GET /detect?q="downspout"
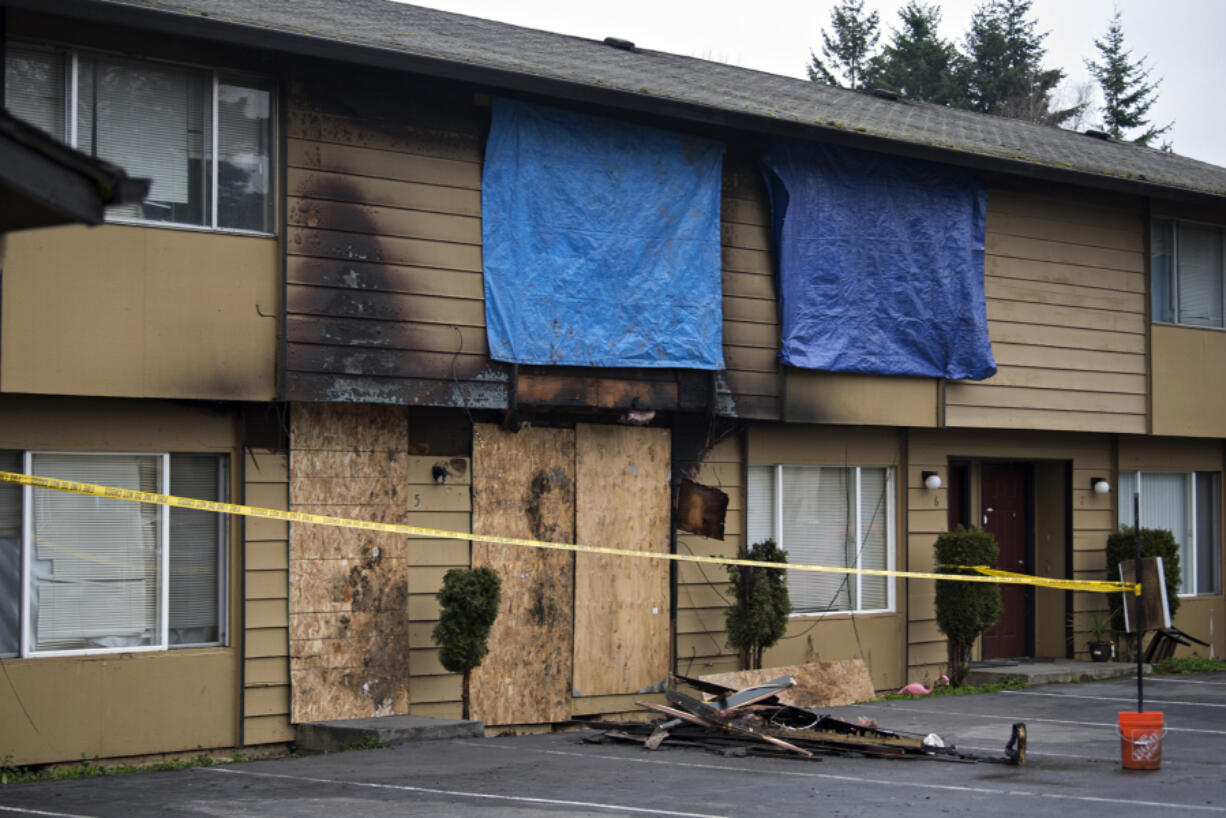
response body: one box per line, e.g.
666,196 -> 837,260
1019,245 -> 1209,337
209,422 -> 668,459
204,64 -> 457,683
277,70 -> 290,403
668,411 -> 679,676
238,411 -> 247,748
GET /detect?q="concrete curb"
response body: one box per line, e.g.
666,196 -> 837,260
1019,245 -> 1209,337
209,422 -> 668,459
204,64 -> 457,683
295,715 -> 484,753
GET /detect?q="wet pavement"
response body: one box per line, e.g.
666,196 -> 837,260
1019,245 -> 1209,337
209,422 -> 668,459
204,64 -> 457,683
1,672 -> 1223,817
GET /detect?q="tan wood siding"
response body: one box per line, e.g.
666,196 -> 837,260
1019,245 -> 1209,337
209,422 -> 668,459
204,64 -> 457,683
243,449 -> 294,745
404,452 -> 472,721
905,430 -> 1114,683
674,435 -> 743,677
2,225 -> 278,401
1152,325 -> 1226,437
284,72 -> 509,407
719,154 -> 781,420
946,188 -> 1148,434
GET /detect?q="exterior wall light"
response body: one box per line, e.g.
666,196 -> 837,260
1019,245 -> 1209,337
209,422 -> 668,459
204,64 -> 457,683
1091,477 -> 1110,495
922,471 -> 942,490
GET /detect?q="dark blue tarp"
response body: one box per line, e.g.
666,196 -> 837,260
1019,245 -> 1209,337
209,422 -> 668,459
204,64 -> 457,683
760,140 -> 996,381
482,98 -> 724,369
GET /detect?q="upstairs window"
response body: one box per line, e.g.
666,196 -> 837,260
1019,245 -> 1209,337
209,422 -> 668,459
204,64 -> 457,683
1152,219 -> 1226,328
4,41 -> 275,234
747,465 -> 895,615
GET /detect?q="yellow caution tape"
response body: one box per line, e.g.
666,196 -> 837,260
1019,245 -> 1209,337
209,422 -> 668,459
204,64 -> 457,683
947,564 -> 1134,595
0,470 -> 1136,594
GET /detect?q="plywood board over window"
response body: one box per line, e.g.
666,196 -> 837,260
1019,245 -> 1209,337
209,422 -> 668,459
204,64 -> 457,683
469,422 -> 671,721
470,424 -> 575,726
573,425 -> 671,697
289,402 -> 410,723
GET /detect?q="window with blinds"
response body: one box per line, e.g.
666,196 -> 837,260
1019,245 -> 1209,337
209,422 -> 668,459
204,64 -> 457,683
1152,219 -> 1226,329
747,465 -> 895,614
1118,470 -> 1221,597
0,451 -> 227,658
3,40 -> 274,234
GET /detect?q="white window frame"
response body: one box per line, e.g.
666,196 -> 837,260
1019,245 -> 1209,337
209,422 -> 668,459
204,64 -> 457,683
1121,469 -> 1220,598
1152,218 -> 1226,330
14,451 -> 228,658
751,464 -> 896,617
6,39 -> 277,237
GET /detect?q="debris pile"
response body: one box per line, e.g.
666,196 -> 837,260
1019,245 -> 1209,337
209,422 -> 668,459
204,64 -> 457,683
580,674 -> 1025,765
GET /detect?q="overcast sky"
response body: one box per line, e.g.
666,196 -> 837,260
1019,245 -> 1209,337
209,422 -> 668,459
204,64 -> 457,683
402,0 -> 1225,169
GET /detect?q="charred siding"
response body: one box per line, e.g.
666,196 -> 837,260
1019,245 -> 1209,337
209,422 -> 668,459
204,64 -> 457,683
283,67 -> 508,406
720,152 -> 781,420
283,65 -> 776,419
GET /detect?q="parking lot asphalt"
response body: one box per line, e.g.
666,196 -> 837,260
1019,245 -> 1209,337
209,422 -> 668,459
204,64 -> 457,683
1,672 -> 1223,817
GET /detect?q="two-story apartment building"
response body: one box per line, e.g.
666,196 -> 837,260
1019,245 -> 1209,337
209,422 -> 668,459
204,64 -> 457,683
2,0 -> 1224,766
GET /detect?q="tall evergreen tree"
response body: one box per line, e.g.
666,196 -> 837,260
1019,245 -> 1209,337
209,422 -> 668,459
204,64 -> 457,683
807,0 -> 881,89
864,1 -> 960,104
956,0 -> 1079,126
1085,10 -> 1172,146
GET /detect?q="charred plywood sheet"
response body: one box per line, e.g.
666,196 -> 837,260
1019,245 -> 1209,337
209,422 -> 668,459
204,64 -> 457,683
470,423 -> 575,726
289,402 -> 411,723
699,661 -> 878,708
573,424 -> 671,698
676,478 -> 729,540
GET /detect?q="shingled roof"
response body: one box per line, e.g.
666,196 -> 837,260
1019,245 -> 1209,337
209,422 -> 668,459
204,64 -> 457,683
36,0 -> 1226,203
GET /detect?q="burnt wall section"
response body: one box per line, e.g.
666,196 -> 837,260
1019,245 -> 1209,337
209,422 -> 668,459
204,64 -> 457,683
283,64 -> 779,421
674,434 -> 744,677
284,67 -> 508,407
288,402 -> 411,722
719,152 -> 781,420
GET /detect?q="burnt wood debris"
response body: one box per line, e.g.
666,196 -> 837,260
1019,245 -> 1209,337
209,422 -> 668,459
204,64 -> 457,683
579,674 -> 1026,765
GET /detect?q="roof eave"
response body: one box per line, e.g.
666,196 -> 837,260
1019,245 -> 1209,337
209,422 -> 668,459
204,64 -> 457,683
19,0 -> 1226,208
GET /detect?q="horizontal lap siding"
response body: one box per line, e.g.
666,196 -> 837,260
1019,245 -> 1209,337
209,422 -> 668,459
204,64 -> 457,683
284,75 -> 508,406
946,189 -> 1148,434
906,430 -> 1115,680
405,454 -> 470,720
719,156 -> 780,420
675,436 -> 743,677
243,450 -> 294,745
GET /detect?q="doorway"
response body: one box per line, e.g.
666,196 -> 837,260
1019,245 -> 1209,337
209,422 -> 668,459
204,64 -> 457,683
980,462 -> 1033,659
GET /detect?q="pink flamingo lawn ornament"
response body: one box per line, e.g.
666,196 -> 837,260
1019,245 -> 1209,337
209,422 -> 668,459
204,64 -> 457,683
898,675 -> 950,695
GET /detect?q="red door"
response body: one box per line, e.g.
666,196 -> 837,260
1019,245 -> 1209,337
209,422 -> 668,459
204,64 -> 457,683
981,463 -> 1029,659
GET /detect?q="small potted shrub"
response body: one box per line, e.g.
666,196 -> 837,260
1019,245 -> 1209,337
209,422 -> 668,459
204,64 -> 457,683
1086,611 -> 1113,662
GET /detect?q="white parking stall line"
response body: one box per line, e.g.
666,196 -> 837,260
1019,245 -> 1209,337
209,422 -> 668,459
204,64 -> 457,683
202,767 -> 730,818
1002,690 -> 1226,708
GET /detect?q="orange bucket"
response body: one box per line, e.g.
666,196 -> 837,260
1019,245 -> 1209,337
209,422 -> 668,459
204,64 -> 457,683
1118,711 -> 1164,770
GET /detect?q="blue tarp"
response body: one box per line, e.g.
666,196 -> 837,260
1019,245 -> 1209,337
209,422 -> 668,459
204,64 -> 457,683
760,140 -> 996,381
482,98 -> 724,369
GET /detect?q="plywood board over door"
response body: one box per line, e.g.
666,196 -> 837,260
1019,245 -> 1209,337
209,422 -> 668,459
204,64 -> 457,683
573,424 -> 671,697
470,424 -> 576,726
